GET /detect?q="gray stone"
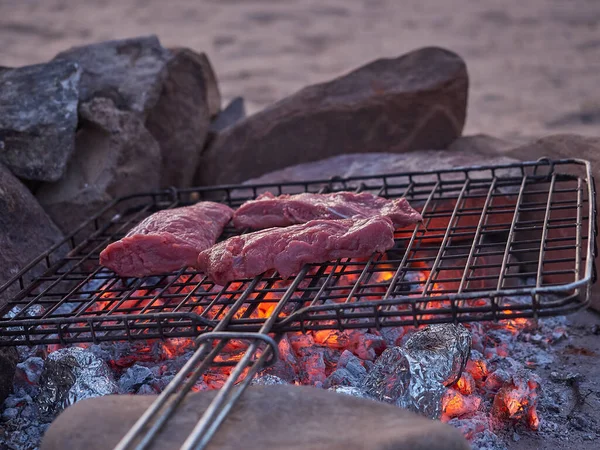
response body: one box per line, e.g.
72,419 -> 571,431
233,146 -> 521,240
167,48 -> 221,119
0,347 -> 18,404
209,97 -> 246,135
0,162 -> 64,310
36,97 -> 161,233
145,48 -> 213,188
54,35 -> 171,115
196,47 -> 468,186
41,385 -> 470,450
239,148 -> 520,187
0,60 -> 80,181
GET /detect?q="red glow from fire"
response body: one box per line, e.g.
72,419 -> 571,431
441,388 -> 482,420
77,255 -> 541,440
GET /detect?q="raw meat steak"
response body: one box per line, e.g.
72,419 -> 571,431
100,202 -> 233,277
197,216 -> 395,285
232,191 -> 422,230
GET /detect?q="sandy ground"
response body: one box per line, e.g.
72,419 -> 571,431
1,0 -> 599,142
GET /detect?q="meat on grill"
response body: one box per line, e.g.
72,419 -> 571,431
232,191 -> 422,230
100,202 -> 233,277
197,216 -> 396,285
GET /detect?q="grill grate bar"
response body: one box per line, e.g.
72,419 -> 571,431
0,159 -> 595,346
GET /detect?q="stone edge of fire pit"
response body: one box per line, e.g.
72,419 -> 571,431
195,46 -> 469,186
41,385 -> 470,450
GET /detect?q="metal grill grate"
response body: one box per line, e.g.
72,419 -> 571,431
0,159 -> 596,347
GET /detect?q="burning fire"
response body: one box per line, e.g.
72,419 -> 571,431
44,257 -> 542,442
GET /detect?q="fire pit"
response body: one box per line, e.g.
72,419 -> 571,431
0,158 -> 595,449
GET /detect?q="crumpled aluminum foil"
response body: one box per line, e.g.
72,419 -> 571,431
403,323 -> 472,387
250,374 -> 287,386
36,347 -> 118,419
328,385 -> 373,400
362,324 -> 471,419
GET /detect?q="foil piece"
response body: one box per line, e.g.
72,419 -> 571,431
362,324 -> 471,419
36,347 -> 118,419
328,385 -> 373,399
403,324 -> 472,387
250,374 -> 287,386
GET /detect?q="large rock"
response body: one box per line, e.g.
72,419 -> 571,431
36,98 -> 162,233
240,148 -> 519,186
54,35 -> 171,115
204,96 -> 247,150
0,163 -> 64,402
235,147 -> 521,242
145,48 -> 215,188
168,47 -> 221,119
0,347 -> 18,405
41,385 -> 469,450
195,47 -> 468,186
0,60 -> 80,182
209,97 -> 246,134
0,162 -> 64,310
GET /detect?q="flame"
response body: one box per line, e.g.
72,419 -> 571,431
492,373 -> 540,431
64,250 -> 544,442
441,388 -> 482,420
454,372 -> 475,395
466,358 -> 488,382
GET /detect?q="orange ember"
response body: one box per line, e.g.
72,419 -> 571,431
454,372 -> 476,395
441,388 -> 482,420
465,358 -> 488,382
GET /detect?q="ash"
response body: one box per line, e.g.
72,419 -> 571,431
1,312 -> 577,450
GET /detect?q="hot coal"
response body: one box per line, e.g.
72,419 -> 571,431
0,265 -> 587,450
36,347 -> 118,420
324,350 -> 368,388
118,364 -> 154,394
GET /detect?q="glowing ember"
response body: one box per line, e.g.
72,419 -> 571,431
14,257 -> 550,449
441,388 -> 482,420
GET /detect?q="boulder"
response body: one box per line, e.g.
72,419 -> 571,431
168,47 -> 221,119
0,347 -> 18,404
36,97 -> 162,233
0,162 -> 64,310
54,35 -> 171,115
0,162 -> 64,402
195,47 -> 468,186
240,148 -> 519,186
209,97 -> 246,134
202,97 -> 247,154
0,60 -> 80,181
145,48 -> 214,188
41,385 -> 469,450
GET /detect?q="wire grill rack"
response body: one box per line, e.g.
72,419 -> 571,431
0,158 -> 596,450
0,159 -> 596,347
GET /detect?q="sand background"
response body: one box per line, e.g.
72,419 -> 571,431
0,0 -> 599,143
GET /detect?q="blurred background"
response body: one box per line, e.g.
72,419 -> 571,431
1,0 -> 598,142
